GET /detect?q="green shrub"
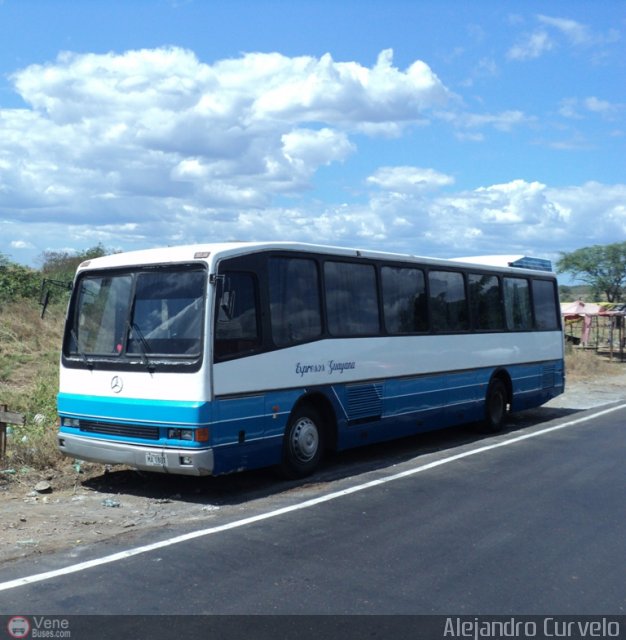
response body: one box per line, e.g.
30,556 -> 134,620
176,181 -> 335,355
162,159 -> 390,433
0,263 -> 41,303
1,300 -> 65,471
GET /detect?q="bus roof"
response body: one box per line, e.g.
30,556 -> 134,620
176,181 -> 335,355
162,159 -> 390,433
75,242 -> 554,275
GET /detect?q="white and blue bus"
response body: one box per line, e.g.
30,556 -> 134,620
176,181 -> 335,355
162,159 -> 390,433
57,242 -> 564,478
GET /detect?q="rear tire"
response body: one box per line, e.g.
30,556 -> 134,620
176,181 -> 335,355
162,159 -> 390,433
483,378 -> 508,433
280,405 -> 324,479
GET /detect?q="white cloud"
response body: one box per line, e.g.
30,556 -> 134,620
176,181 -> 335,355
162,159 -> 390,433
10,240 -> 34,250
240,48 -> 449,127
537,14 -> 620,47
0,47 -> 449,229
359,178 -> 626,261
508,14 -> 620,62
437,109 -> 532,137
0,46 -> 624,269
507,30 -> 554,61
584,96 -> 621,118
544,182 -> 626,240
461,110 -> 530,132
281,128 -> 355,179
584,96 -> 611,113
357,178 -> 558,256
367,166 -> 454,193
558,96 -> 623,121
3,173 -> 626,268
558,98 -> 583,119
537,15 -> 591,46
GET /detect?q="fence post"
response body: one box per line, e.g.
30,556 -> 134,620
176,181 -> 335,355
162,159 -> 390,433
0,404 -> 7,462
0,404 -> 25,462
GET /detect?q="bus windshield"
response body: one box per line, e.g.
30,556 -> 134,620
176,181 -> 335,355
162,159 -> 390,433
65,265 -> 206,364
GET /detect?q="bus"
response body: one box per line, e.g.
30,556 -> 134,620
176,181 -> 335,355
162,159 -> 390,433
57,242 -> 564,478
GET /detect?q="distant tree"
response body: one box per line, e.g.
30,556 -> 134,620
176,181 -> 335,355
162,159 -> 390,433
0,245 -> 113,306
558,285 -> 573,301
556,242 -> 626,302
40,244 -> 110,283
37,244 -> 112,309
0,259 -> 40,302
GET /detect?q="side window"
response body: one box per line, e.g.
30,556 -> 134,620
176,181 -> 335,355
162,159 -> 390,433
503,277 -> 532,331
532,279 -> 560,330
382,266 -> 428,333
269,257 -> 322,347
428,270 -> 469,332
214,272 -> 260,360
324,261 -> 380,336
468,274 -> 504,331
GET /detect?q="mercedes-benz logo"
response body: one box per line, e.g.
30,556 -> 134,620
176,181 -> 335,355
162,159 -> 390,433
111,376 -> 124,393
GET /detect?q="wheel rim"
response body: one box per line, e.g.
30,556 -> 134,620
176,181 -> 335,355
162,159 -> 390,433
290,417 -> 319,463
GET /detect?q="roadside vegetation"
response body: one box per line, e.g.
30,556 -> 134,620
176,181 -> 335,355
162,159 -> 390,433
0,301 -> 64,467
0,246 -> 107,477
563,343 -> 621,381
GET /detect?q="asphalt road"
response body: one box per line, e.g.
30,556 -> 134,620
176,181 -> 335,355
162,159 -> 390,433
1,403 -> 625,631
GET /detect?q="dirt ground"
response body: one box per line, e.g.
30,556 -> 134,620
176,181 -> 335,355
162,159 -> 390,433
2,368 -> 625,566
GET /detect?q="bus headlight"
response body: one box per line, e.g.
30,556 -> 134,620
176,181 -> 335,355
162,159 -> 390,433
167,428 -> 194,441
168,428 -> 209,442
62,418 -> 81,428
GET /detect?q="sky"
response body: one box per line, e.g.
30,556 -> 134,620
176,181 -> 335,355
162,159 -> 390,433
0,0 -> 624,274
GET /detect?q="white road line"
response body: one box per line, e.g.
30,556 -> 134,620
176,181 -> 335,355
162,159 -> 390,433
1,403 -> 624,593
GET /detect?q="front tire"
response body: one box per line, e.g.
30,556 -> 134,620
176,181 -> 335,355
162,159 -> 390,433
280,406 -> 324,479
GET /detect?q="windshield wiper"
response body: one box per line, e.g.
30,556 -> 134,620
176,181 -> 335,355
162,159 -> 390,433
70,329 -> 94,370
128,322 -> 156,373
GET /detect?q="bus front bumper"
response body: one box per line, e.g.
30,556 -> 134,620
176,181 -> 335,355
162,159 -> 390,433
57,433 -> 214,476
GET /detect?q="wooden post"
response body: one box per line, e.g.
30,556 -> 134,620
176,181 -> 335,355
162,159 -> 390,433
0,404 -> 25,461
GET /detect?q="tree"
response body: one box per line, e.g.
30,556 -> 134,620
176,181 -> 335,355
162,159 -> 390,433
37,244 -> 112,308
0,259 -> 41,302
0,245 -> 113,306
558,284 -> 573,301
40,243 -> 109,283
556,242 -> 626,303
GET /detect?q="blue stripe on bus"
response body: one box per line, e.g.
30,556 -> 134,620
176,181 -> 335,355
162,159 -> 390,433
57,393 -> 211,427
58,361 -> 564,467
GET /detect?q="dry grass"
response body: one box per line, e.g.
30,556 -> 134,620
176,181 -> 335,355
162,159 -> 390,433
0,301 -> 64,390
564,344 -> 625,381
1,300 -> 66,471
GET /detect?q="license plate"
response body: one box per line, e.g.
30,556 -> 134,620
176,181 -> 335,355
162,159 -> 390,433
145,452 -> 167,467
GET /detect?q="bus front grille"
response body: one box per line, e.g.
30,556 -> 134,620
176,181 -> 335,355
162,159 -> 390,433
79,421 -> 160,441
